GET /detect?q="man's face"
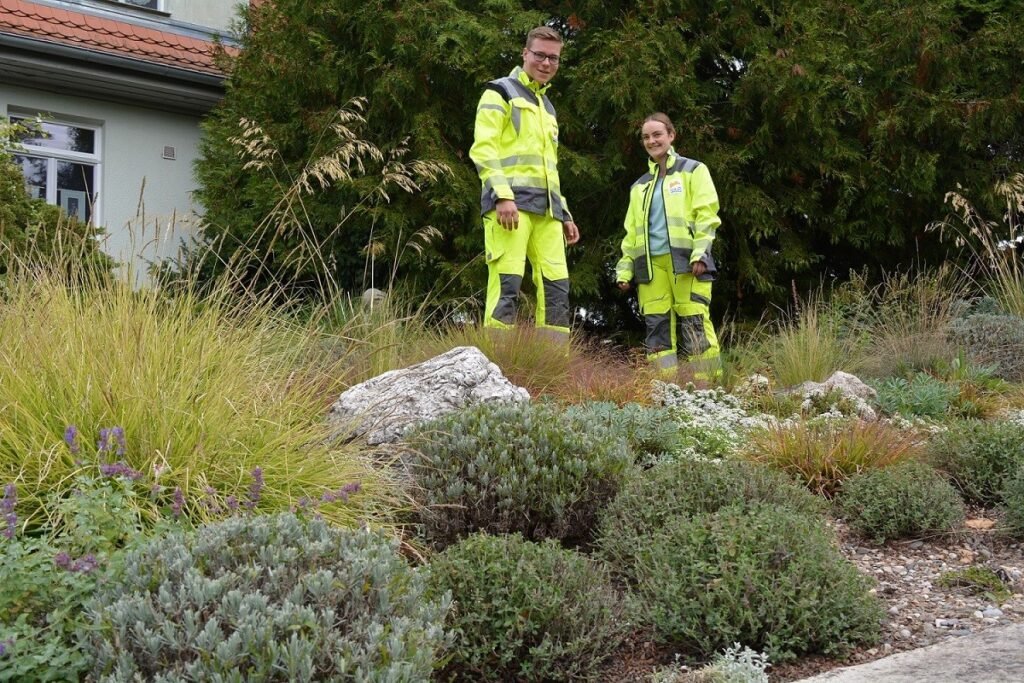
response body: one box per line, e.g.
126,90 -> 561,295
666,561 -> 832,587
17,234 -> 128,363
522,38 -> 562,85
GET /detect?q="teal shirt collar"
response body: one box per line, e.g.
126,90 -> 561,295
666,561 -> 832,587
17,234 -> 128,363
648,146 -> 679,176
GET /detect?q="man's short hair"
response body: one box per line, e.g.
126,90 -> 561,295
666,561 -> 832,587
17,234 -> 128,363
526,26 -> 562,48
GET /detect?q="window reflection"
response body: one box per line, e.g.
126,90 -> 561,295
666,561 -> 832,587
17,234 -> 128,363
13,154 -> 47,200
11,117 -> 96,154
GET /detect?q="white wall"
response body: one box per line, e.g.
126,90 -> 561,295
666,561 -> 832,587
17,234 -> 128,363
1,84 -> 203,277
164,0 -> 240,33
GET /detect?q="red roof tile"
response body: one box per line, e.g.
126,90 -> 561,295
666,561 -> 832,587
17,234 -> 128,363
0,0 -> 231,75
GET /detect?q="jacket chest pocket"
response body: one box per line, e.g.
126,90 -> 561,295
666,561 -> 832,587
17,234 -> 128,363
509,101 -> 550,145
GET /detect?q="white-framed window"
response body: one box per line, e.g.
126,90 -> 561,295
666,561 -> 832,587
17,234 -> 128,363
112,0 -> 162,10
9,114 -> 102,225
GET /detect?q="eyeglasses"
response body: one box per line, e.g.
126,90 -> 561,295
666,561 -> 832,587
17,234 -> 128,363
526,48 -> 561,65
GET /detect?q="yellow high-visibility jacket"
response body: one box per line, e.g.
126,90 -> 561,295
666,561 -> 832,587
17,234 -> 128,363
616,148 -> 721,284
469,67 -> 572,221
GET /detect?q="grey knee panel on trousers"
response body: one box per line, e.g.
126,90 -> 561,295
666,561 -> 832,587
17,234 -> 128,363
645,313 -> 672,352
492,274 -> 523,324
679,314 -> 710,356
542,277 -> 571,327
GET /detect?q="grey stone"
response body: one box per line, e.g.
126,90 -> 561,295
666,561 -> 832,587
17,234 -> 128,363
984,608 -> 1004,619
792,371 -> 878,420
795,624 -> 1024,682
361,288 -> 386,308
326,346 -> 530,445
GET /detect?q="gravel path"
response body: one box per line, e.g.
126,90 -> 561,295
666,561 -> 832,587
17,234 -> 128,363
599,512 -> 1024,682
773,516 -> 1024,681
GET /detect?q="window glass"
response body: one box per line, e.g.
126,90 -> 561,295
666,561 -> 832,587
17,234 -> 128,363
11,117 -> 95,154
56,161 -> 95,223
13,154 -> 47,200
119,0 -> 159,9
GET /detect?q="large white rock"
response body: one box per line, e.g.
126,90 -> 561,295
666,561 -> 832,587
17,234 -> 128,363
327,346 -> 530,445
794,370 -> 878,420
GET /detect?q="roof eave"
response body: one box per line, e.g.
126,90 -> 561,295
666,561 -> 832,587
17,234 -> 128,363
0,30 -> 226,115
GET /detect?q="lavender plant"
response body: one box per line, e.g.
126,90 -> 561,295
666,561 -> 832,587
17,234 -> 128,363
83,513 -> 450,680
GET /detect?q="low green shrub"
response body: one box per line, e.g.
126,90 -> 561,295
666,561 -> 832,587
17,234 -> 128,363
407,401 -> 631,548
651,644 -> 770,683
653,383 -> 776,461
428,532 -> 627,682
597,459 -> 822,579
630,505 -> 882,662
742,419 -> 922,496
936,566 -> 1012,603
564,401 -> 681,462
873,373 -> 958,418
83,513 -> 450,681
0,535 -> 97,682
948,313 -> 1024,382
928,420 -> 1024,505
1000,465 -> 1024,537
837,461 -> 965,542
0,471 -> 153,682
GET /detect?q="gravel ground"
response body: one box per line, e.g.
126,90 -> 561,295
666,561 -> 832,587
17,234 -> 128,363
599,511 -> 1024,682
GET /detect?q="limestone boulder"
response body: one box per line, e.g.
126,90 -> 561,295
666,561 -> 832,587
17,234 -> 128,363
327,346 -> 529,445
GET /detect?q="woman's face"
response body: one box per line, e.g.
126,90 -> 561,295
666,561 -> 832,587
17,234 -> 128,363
641,120 -> 675,162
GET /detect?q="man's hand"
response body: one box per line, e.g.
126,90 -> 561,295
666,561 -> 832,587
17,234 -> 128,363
617,281 -> 630,291
563,220 -> 580,245
496,199 -> 519,230
691,261 -> 707,277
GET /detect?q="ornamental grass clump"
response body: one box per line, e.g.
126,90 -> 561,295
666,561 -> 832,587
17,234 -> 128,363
0,260 -> 399,530
84,513 -> 450,681
755,299 -> 854,386
928,420 -> 1024,505
427,532 -> 628,682
741,419 -> 923,497
407,401 -> 631,548
629,504 -> 882,662
837,460 -> 965,543
597,459 -> 822,581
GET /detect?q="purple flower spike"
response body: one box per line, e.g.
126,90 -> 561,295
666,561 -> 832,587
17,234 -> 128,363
99,462 -> 143,481
171,487 -> 184,519
72,554 -> 98,573
246,467 -> 264,510
226,495 -> 239,511
319,481 -> 362,506
1,484 -> 16,540
97,427 -> 111,453
112,427 -> 126,457
64,425 -> 80,455
54,552 -> 72,570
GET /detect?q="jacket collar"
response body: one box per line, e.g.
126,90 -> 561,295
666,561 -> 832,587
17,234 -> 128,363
647,146 -> 679,176
511,66 -> 551,96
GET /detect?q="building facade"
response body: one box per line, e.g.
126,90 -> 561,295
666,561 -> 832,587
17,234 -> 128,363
0,0 -> 239,272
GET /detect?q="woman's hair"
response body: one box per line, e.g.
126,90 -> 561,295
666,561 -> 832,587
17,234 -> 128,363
526,26 -> 563,48
643,112 -> 676,136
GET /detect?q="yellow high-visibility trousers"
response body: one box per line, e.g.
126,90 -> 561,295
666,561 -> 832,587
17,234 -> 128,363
637,253 -> 720,379
483,210 -> 570,337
